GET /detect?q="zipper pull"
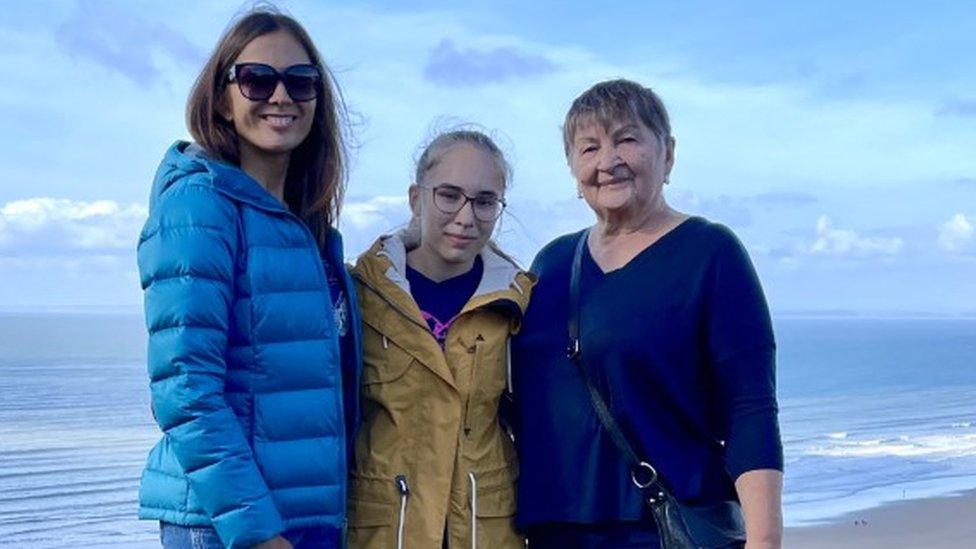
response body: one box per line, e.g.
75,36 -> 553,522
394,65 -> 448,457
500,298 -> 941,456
395,474 -> 410,496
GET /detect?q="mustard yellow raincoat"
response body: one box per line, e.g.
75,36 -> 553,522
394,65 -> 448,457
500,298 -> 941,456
347,233 -> 534,548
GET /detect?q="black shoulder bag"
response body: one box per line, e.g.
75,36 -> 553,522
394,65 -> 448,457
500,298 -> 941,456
567,230 -> 746,549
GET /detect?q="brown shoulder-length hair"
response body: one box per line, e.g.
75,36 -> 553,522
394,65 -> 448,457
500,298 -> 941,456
186,7 -> 348,248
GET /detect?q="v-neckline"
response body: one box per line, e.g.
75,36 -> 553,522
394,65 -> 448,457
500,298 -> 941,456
585,216 -> 702,276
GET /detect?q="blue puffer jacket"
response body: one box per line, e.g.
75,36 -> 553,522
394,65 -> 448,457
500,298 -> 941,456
137,141 -> 362,549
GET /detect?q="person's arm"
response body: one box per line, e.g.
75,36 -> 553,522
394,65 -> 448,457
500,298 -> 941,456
139,181 -> 284,549
702,227 -> 783,548
252,536 -> 293,549
735,469 -> 783,549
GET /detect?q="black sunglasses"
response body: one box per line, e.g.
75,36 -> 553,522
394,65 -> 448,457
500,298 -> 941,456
227,63 -> 322,102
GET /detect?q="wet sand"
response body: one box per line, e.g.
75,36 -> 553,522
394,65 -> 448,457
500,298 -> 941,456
784,488 -> 976,548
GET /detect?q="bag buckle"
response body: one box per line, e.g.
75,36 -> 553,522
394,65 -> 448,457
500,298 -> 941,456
631,461 -> 658,489
566,338 -> 581,359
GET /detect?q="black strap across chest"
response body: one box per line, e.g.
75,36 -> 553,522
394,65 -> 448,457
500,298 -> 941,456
566,229 -> 668,498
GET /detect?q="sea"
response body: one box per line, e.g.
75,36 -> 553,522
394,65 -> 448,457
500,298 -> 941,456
1,313 -> 974,547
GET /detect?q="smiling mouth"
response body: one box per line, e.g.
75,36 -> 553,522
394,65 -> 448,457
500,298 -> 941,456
594,178 -> 631,187
260,114 -> 297,129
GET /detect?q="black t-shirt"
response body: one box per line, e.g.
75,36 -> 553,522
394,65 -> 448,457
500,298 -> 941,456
406,255 -> 484,347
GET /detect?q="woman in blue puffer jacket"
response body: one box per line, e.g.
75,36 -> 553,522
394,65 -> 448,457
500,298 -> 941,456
137,9 -> 361,549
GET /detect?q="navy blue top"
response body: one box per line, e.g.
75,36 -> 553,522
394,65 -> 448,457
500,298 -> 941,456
512,217 -> 782,529
406,255 -> 484,347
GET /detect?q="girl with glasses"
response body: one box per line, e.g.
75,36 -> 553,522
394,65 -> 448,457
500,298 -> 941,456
346,129 -> 534,548
137,8 -> 360,549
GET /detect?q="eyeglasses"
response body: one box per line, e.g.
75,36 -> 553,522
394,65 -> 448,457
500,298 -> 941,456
418,184 -> 506,222
227,63 -> 321,102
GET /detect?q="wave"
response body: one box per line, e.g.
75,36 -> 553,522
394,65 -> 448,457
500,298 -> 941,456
800,433 -> 976,458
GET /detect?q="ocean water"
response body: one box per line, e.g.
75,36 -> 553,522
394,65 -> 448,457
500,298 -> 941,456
776,317 -> 976,525
0,314 -> 974,546
0,313 -> 157,547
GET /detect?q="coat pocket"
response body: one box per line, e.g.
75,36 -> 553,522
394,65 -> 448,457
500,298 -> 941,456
475,484 -> 516,518
473,481 -> 522,548
349,498 -> 397,527
347,498 -> 398,548
362,328 -> 415,385
348,474 -> 408,549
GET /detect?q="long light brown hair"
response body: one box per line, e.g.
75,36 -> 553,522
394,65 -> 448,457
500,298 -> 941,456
186,7 -> 348,248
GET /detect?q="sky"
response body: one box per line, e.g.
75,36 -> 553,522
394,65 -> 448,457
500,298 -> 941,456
0,0 -> 974,314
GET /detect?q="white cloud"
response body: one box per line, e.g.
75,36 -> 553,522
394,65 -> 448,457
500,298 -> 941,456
0,254 -> 141,310
938,213 -> 974,253
342,195 -> 410,230
338,195 -> 411,259
0,198 -> 147,256
809,215 -> 904,257
667,189 -> 754,228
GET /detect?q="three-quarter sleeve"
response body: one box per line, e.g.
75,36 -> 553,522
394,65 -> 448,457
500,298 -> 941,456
138,180 -> 284,548
703,229 -> 783,480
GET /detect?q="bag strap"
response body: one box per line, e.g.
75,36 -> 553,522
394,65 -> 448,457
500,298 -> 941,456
567,229 -> 669,501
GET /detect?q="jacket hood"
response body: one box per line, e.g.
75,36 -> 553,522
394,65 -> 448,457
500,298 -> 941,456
353,230 -> 534,323
149,141 -> 288,214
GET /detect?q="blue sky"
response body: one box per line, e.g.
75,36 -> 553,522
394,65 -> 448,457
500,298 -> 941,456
0,0 -> 974,314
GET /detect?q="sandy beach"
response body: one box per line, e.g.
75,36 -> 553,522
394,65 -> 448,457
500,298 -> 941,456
784,488 -> 976,548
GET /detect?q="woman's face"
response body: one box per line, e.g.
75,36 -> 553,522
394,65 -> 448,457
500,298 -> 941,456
222,30 -> 316,163
409,143 -> 506,273
569,117 -> 674,219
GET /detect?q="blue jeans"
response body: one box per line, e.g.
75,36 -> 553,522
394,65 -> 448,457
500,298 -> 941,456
159,522 -> 339,549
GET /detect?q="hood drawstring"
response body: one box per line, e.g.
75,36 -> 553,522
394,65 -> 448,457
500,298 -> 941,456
468,472 -> 478,549
395,475 -> 410,549
510,279 -> 525,296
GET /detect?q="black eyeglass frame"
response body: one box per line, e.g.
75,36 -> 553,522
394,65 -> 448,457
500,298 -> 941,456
417,183 -> 507,222
226,62 -> 322,102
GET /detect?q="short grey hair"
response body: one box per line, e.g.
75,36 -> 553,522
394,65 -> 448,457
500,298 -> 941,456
562,79 -> 672,159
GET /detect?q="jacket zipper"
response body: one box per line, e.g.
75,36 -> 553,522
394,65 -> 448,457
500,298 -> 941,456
395,474 -> 410,549
273,210 -> 351,516
462,337 -> 483,437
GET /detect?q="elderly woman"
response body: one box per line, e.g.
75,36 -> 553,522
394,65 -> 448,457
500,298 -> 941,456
512,79 -> 783,548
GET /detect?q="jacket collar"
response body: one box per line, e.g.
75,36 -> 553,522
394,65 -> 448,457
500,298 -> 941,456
155,141 -> 289,215
356,230 -> 533,317
353,231 -> 534,393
